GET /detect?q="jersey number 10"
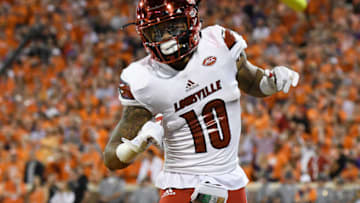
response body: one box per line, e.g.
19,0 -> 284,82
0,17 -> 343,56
180,99 -> 231,153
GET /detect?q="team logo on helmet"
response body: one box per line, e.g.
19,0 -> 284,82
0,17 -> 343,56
187,0 -> 196,5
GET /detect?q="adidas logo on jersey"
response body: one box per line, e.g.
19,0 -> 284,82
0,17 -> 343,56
161,188 -> 176,198
175,80 -> 222,112
186,80 -> 199,92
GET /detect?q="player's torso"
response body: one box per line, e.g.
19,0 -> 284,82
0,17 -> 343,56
135,34 -> 242,174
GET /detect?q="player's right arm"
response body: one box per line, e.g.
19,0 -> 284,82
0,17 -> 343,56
104,65 -> 164,171
103,106 -> 153,170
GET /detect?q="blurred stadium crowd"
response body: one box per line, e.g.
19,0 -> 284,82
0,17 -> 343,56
0,0 -> 360,202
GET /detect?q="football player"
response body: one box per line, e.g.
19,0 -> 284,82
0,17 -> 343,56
103,0 -> 299,202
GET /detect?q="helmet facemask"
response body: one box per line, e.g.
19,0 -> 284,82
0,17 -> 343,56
136,1 -> 201,64
141,17 -> 194,62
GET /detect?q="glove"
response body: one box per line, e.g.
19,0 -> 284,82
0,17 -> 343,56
116,114 -> 164,163
260,66 -> 299,95
127,114 -> 164,151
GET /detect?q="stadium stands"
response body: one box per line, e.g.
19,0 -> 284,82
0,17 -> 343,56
0,0 -> 359,202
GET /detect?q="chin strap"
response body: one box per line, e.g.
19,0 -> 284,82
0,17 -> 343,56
120,22 -> 136,30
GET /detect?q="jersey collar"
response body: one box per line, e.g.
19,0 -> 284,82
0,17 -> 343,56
151,59 -> 180,78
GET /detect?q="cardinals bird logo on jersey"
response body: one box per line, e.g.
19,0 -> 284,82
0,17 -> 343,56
202,56 -> 217,66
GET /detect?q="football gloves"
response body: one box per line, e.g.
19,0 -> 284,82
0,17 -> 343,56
260,66 -> 299,95
116,114 -> 164,163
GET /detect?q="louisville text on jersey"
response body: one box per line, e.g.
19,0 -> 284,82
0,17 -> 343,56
174,80 -> 222,112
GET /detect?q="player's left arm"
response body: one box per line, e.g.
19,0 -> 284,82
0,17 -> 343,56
236,51 -> 299,97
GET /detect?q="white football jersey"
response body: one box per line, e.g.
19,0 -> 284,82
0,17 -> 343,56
118,25 -> 249,190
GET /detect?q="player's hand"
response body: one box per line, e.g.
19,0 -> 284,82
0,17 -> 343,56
116,114 -> 164,164
142,114 -> 164,148
127,114 -> 164,152
265,66 -> 299,94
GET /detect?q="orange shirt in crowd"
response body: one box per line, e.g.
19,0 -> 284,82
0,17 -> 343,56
0,0 -> 359,187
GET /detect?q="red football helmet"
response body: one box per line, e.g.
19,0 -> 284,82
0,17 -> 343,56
136,0 -> 201,64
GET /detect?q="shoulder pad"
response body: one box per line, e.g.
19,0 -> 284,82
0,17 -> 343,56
118,62 -> 151,107
202,25 -> 247,60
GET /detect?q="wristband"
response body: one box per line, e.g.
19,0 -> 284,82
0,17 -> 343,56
115,139 -> 142,163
